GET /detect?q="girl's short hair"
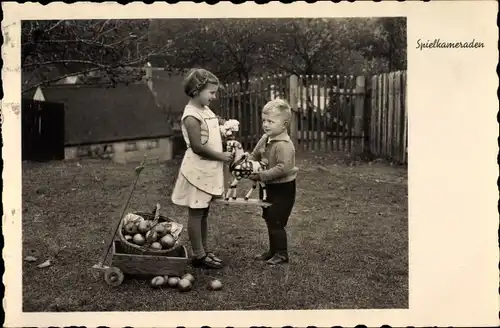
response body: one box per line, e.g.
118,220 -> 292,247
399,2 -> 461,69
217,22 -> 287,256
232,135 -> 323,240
262,99 -> 292,122
183,68 -> 219,97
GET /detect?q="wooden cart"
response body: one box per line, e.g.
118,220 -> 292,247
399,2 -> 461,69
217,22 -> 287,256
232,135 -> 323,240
91,155 -> 188,287
96,241 -> 188,287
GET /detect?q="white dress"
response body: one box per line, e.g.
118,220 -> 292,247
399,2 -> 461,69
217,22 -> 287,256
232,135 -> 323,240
171,105 -> 225,209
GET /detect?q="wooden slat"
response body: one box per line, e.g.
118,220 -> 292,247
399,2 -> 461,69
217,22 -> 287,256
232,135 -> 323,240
379,74 -> 383,156
255,78 -> 262,143
394,71 -> 402,163
334,75 -> 341,152
229,82 -> 235,121
308,75 -> 313,151
309,75 -> 315,151
304,76 -> 310,151
378,75 -> 383,157
300,75 -> 306,151
383,73 -> 389,157
341,75 -> 348,152
241,83 -> 247,148
402,71 -> 408,164
385,73 -> 391,158
248,78 -> 254,148
380,74 -> 387,158
322,75 -> 328,151
223,84 -> 229,118
236,82 -> 243,148
314,75 -> 320,151
259,76 -> 265,141
370,76 -> 377,157
387,72 -> 395,161
248,85 -> 255,149
328,76 -> 335,152
312,75 -> 317,150
347,75 -> 355,153
392,72 -> 398,161
347,75 -> 353,152
260,75 -> 269,147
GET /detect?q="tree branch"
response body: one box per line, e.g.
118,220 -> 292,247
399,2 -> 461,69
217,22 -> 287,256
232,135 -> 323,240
23,59 -> 107,69
44,20 -> 65,33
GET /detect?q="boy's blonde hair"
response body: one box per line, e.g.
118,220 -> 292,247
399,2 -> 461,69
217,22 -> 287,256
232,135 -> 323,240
262,99 -> 292,122
183,68 -> 219,97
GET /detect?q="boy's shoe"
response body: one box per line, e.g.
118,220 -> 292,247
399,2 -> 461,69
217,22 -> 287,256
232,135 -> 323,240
266,253 -> 289,265
254,250 -> 274,261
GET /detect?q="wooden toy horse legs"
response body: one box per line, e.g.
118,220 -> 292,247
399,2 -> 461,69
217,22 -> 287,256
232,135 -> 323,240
260,182 -> 267,201
225,178 -> 239,200
224,179 -> 267,202
243,181 -> 267,201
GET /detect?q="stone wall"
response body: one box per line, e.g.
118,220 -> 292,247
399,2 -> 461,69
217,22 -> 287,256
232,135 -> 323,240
64,137 -> 173,164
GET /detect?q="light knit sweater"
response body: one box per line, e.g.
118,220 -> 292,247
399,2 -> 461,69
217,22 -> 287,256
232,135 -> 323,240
248,132 -> 298,184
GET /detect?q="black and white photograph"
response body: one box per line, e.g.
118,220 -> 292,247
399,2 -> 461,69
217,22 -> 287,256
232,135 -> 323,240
2,2 -> 497,327
20,15 -> 409,312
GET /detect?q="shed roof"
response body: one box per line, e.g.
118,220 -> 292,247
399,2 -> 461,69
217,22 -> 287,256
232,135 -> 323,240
40,83 -> 172,146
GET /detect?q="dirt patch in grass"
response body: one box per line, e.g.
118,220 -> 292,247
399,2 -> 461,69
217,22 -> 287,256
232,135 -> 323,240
22,151 -> 408,311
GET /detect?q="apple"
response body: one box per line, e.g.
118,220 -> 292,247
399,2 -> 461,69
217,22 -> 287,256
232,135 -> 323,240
138,220 -> 151,234
150,276 -> 166,288
145,230 -> 158,243
209,279 -> 222,291
167,277 -> 180,287
132,233 -> 145,246
150,242 -> 162,250
182,273 -> 195,284
124,222 -> 138,235
160,234 -> 175,249
177,278 -> 192,292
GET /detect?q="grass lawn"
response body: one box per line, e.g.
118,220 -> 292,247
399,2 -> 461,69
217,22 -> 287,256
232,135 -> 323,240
22,151 -> 408,311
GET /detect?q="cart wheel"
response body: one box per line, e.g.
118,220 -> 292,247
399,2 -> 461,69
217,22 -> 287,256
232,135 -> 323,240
104,267 -> 124,287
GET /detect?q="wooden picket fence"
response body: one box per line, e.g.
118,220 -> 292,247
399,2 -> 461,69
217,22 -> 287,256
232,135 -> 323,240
368,71 -> 408,164
216,71 -> 408,164
216,74 -> 290,150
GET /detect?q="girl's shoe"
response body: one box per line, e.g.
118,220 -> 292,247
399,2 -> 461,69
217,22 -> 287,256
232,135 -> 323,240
206,252 -> 224,264
254,250 -> 274,261
266,253 -> 289,265
191,255 -> 224,269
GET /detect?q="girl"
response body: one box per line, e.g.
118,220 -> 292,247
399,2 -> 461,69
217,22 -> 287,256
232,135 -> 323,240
171,68 -> 234,269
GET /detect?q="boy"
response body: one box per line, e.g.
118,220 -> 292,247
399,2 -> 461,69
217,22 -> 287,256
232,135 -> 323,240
248,99 -> 298,265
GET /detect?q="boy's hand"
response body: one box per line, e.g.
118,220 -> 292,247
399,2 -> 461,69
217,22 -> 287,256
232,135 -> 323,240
249,173 -> 261,181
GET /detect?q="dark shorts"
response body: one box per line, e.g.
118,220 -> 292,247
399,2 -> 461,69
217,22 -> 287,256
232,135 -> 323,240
259,180 -> 296,228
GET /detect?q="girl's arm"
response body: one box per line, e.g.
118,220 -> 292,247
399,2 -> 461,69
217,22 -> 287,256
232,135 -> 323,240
184,116 -> 225,161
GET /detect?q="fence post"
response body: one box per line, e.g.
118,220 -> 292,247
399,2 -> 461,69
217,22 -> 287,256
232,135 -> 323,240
353,75 -> 366,155
288,74 -> 299,145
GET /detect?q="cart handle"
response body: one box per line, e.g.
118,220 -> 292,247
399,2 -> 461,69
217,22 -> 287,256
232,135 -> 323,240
95,153 -> 148,267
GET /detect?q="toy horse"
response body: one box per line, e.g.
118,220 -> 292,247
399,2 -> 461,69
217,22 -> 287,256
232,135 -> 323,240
225,140 -> 268,201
